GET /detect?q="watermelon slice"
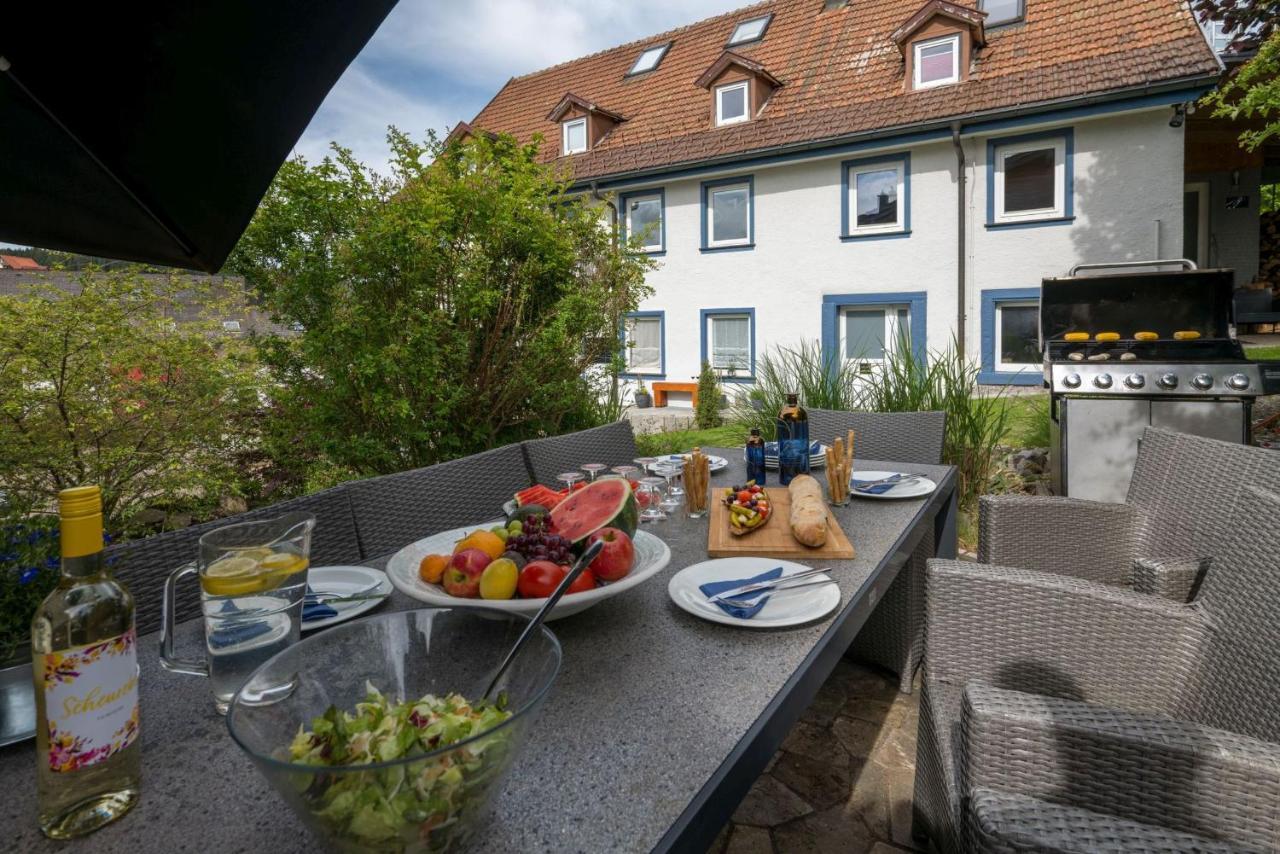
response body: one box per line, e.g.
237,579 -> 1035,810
515,484 -> 564,510
548,478 -> 638,543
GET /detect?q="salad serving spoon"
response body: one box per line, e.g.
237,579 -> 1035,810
481,538 -> 604,701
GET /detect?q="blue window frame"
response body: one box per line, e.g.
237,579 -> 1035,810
841,152 -> 911,240
821,292 -> 928,369
619,311 -> 665,379
619,188 -> 666,255
700,308 -> 756,382
986,128 -> 1074,229
700,175 -> 755,252
980,288 -> 1043,385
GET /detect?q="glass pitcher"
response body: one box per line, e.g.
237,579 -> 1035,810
160,513 -> 315,714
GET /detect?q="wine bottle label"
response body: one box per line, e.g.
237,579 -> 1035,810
40,629 -> 140,772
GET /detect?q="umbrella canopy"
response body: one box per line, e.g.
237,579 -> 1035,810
0,2 -> 397,272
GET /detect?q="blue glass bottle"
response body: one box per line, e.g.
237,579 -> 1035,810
745,428 -> 766,485
776,393 -> 810,486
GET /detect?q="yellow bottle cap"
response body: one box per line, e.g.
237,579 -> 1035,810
58,485 -> 102,519
59,485 -> 104,558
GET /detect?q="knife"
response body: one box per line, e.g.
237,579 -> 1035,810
706,566 -> 832,604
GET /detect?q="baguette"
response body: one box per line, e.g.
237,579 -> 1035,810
788,474 -> 828,547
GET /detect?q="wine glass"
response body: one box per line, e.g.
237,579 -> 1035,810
556,471 -> 584,494
652,462 -> 682,510
580,463 -> 607,481
611,464 -> 639,483
637,477 -> 667,522
633,456 -> 659,476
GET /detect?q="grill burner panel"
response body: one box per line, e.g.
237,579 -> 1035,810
1046,338 -> 1246,363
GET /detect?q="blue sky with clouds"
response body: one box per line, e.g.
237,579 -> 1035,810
294,0 -> 748,172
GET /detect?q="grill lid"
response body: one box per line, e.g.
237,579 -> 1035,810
1039,269 -> 1235,346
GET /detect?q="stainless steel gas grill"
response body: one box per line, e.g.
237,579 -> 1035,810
1043,261 -> 1280,502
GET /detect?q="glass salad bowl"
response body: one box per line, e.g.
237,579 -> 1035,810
226,608 -> 561,853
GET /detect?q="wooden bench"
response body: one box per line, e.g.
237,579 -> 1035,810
651,381 -> 698,408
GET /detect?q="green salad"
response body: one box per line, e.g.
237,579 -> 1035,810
287,683 -> 513,851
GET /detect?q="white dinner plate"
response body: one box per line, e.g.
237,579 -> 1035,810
667,557 -> 842,628
386,522 -> 670,621
650,453 -> 728,473
302,566 -> 393,631
849,470 -> 938,500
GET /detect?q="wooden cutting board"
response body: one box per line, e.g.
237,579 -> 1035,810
706,488 -> 855,560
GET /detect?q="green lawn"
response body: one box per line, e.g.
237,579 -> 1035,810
635,423 -> 745,456
1247,346 -> 1280,361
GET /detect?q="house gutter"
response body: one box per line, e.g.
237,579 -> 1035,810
951,123 -> 966,355
569,74 -> 1218,192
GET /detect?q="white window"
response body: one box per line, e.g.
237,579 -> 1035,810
995,301 -> 1039,368
706,182 -> 751,248
562,118 -> 587,155
840,306 -> 909,367
980,0 -> 1024,27
847,161 -> 905,234
221,319 -> 242,333
625,316 -> 662,375
728,15 -> 771,46
993,136 -> 1067,222
629,43 -> 669,75
708,314 -> 752,373
715,81 -> 750,126
913,34 -> 960,89
625,193 -> 663,253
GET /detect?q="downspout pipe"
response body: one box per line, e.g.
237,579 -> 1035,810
590,181 -> 619,236
951,123 -> 966,356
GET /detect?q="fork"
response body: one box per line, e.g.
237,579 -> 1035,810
851,472 -> 928,488
718,578 -> 838,609
305,580 -> 382,602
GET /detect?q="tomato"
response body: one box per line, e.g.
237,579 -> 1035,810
737,490 -> 753,503
565,568 -> 597,595
750,485 -> 762,494
518,560 -> 564,598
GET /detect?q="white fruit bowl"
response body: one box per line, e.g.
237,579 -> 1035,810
385,522 -> 671,620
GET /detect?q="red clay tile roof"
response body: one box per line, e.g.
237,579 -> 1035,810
470,0 -> 1220,182
0,254 -> 46,270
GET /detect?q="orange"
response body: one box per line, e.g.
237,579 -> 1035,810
452,530 -> 506,560
419,554 -> 450,584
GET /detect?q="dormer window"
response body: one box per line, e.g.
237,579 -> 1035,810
628,42 -> 670,76
728,14 -> 772,46
913,34 -> 960,89
980,0 -> 1024,27
715,81 -> 750,126
562,118 -> 587,154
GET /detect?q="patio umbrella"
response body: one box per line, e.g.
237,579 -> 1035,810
0,1 -> 397,272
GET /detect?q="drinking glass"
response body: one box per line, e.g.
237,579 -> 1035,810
611,464 -> 639,482
653,462 -> 683,510
580,463 -> 607,481
633,456 -> 659,476
160,512 -> 315,714
637,478 -> 667,522
556,471 -> 584,493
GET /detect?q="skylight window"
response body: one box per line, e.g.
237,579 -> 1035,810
980,0 -> 1024,27
728,14 -> 772,46
628,42 -> 670,76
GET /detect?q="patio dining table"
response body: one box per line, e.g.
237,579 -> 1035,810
0,450 -> 956,853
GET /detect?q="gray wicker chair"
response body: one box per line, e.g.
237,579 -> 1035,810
914,483 -> 1280,853
979,426 -> 1280,599
108,485 -> 363,635
808,409 -> 946,693
348,441 -> 532,558
523,420 -> 639,486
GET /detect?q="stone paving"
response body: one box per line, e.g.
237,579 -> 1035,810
712,659 -> 924,854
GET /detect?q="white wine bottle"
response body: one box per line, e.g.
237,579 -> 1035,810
32,485 -> 141,838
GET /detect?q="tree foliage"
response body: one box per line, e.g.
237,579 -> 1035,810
229,130 -> 651,476
695,362 -> 723,430
1195,0 -> 1280,151
0,271 -> 263,527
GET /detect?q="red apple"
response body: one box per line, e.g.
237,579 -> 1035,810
444,548 -> 490,597
586,528 -> 634,582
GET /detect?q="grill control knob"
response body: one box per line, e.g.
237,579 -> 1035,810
1158,373 -> 1179,389
1062,373 -> 1082,389
1093,373 -> 1113,389
1226,373 -> 1251,391
1191,373 -> 1214,390
1124,374 -> 1146,389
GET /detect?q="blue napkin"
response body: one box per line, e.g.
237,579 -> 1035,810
302,585 -> 338,623
851,474 -> 907,495
208,599 -> 275,649
699,566 -> 783,619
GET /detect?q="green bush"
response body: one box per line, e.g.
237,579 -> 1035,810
0,270 -> 265,530
229,129 -> 652,476
695,362 -> 722,429
727,340 -> 862,439
0,510 -> 61,664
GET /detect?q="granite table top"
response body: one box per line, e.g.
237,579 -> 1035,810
1,452 -> 955,853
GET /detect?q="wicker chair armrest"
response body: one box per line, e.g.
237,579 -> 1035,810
925,560 -> 1208,712
978,494 -> 1138,585
1132,556 -> 1211,603
963,684 -> 1280,849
